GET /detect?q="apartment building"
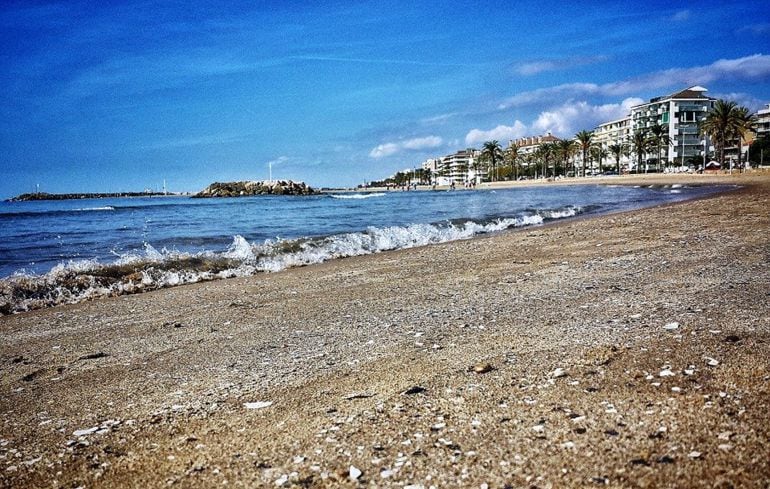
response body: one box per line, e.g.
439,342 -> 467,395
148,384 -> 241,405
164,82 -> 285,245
756,103 -> 770,140
629,86 -> 715,168
593,116 -> 633,171
509,133 -> 560,156
439,149 -> 481,185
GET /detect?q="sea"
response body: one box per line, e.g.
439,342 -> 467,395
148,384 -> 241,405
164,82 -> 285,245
0,183 -> 728,314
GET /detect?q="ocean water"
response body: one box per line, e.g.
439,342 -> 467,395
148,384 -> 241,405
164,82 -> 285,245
0,183 -> 726,313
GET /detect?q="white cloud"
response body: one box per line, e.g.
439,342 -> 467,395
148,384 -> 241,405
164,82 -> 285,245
369,143 -> 400,158
369,136 -> 443,158
709,92 -> 766,112
738,23 -> 770,36
420,112 -> 458,125
513,55 -> 609,76
402,136 -> 443,150
671,10 -> 691,21
465,121 -> 528,145
267,156 -> 290,166
498,54 -> 770,109
516,61 -> 559,76
531,97 -> 643,137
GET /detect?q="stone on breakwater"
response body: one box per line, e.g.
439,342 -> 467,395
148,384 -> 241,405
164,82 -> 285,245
193,180 -> 317,198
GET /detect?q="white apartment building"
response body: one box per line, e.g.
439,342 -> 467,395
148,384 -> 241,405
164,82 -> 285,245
509,133 -> 560,156
420,158 -> 441,174
439,149 -> 481,185
756,103 -> 770,140
629,86 -> 715,168
593,116 -> 633,171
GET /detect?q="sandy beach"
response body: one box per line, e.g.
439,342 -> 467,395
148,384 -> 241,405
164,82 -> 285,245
1,173 -> 769,488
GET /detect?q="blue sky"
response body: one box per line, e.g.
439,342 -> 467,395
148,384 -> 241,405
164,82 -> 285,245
1,0 -> 769,197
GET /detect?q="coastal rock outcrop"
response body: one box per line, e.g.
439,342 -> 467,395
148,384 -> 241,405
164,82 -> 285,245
193,180 -> 317,198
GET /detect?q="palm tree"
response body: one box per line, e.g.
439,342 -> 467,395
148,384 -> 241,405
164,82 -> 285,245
555,139 -> 576,177
590,144 -> 608,174
648,123 -> 672,172
481,140 -> 504,182
575,130 -> 593,177
700,99 -> 737,169
731,106 -> 758,173
505,143 -> 520,180
631,131 -> 649,174
608,143 -> 626,174
536,142 -> 555,178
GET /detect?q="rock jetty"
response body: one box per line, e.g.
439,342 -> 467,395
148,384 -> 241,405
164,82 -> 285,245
193,180 -> 317,198
8,191 -> 167,202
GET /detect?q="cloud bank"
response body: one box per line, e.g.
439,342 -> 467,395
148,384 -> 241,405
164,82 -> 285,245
465,122 -> 528,145
499,54 -> 770,109
513,55 -> 609,76
369,136 -> 443,158
465,97 -> 643,145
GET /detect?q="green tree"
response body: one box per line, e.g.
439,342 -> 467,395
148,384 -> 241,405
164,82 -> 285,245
481,140 -> 504,182
575,130 -> 593,177
748,136 -> 770,167
649,123 -> 672,172
732,106 -> 758,172
536,142 -> 555,178
505,143 -> 520,180
555,139 -> 576,176
590,144 -> 608,173
700,99 -> 738,168
608,143 -> 626,174
631,131 -> 649,173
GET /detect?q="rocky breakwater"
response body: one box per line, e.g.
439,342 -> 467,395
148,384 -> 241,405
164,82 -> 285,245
192,180 -> 317,198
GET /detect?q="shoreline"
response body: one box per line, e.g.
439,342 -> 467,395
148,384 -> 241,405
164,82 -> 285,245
1,174 -> 769,487
0,176 -> 732,316
333,170 -> 768,193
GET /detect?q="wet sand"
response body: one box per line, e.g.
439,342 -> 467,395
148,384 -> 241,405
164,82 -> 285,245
1,173 -> 769,488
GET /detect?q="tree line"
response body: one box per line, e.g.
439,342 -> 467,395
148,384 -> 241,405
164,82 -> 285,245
369,98 -> 764,186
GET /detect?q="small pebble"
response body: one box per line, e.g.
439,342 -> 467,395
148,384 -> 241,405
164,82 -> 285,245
274,474 -> 288,486
663,322 -> 679,330
244,401 -> 273,410
349,465 -> 362,480
73,427 -> 99,437
472,363 -> 494,374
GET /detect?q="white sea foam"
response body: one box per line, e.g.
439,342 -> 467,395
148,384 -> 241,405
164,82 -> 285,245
329,193 -> 386,199
0,206 -> 582,314
73,206 -> 115,211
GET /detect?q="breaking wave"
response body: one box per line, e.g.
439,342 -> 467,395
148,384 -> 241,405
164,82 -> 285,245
329,193 -> 386,199
0,205 -> 583,314
74,206 -> 115,212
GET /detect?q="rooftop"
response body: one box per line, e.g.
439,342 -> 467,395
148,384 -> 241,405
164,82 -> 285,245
645,85 -> 711,105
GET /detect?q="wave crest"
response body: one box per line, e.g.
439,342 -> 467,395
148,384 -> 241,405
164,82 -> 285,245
0,206 -> 582,314
329,193 -> 386,199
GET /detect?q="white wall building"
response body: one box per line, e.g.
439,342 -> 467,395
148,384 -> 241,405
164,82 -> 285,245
629,86 -> 715,168
756,103 -> 770,140
593,116 -> 632,172
440,149 -> 481,185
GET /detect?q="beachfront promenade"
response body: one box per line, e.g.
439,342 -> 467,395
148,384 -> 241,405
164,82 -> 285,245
1,173 -> 769,487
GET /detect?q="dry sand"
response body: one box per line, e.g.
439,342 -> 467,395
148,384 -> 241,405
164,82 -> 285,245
1,173 -> 769,488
